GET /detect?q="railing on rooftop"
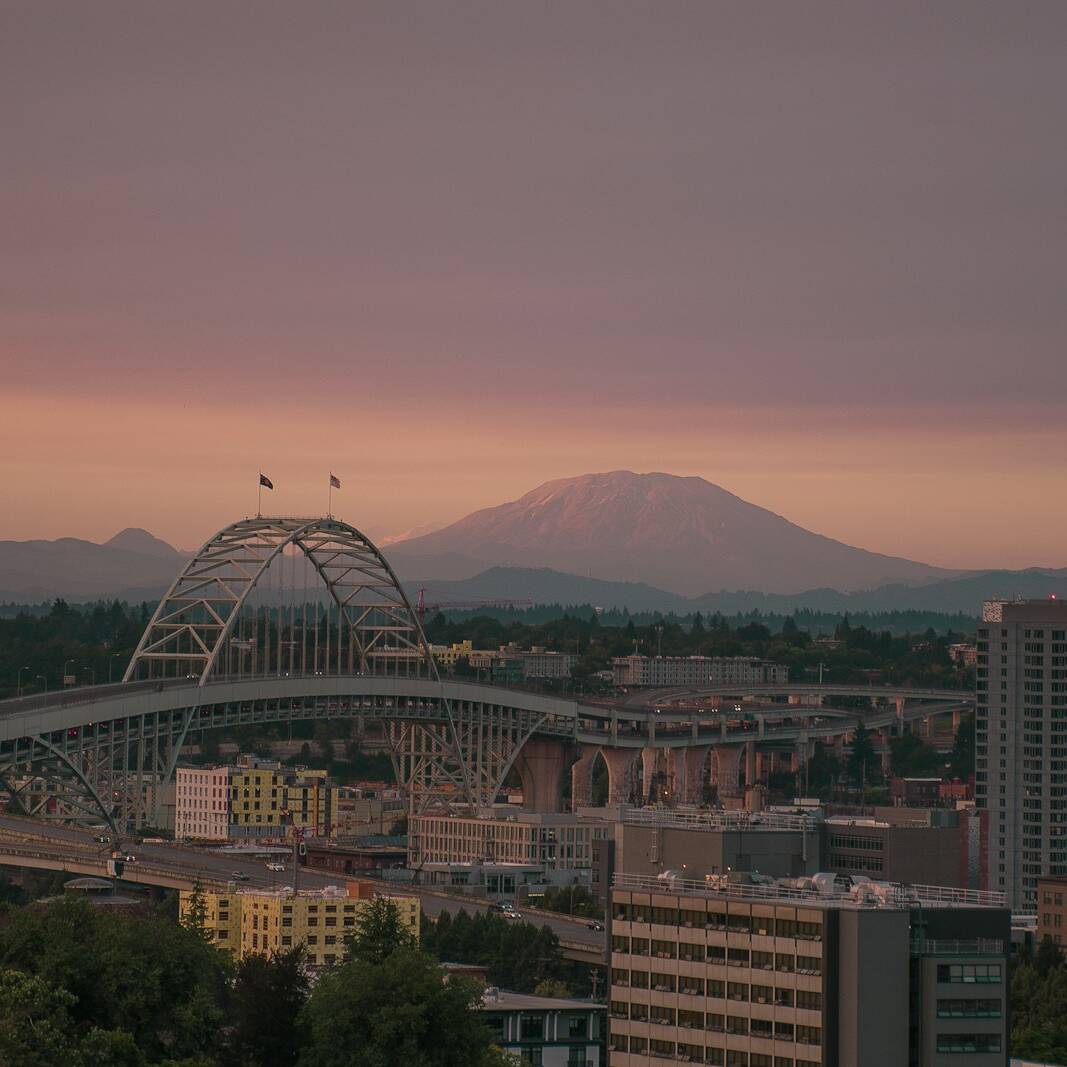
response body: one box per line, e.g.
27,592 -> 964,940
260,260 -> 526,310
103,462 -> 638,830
917,938 -> 1005,957
624,808 -> 820,832
611,872 -> 1007,910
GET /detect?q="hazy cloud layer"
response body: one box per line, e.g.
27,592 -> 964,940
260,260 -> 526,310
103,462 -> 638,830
3,3 -> 1065,564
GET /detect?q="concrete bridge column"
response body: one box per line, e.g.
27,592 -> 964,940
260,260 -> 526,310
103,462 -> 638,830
601,747 -> 640,806
745,741 -> 755,789
570,745 -> 600,812
895,697 -> 906,737
952,708 -> 964,732
641,748 -> 659,804
672,745 -> 711,806
754,749 -> 766,784
514,738 -> 571,813
715,745 -> 744,799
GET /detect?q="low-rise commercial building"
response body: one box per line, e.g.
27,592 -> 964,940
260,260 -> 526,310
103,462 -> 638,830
601,806 -> 987,912
608,873 -> 1010,1066
480,988 -> 605,1066
409,810 -> 612,897
179,881 -> 420,967
612,656 -> 789,689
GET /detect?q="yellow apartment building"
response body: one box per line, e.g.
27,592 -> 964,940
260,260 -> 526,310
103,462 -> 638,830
180,881 -> 420,968
229,760 -> 337,839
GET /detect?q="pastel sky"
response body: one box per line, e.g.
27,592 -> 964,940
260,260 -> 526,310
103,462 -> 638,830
3,2 -> 1066,567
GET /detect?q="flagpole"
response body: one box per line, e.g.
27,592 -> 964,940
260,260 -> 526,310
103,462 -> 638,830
328,475 -> 332,519
258,473 -> 262,518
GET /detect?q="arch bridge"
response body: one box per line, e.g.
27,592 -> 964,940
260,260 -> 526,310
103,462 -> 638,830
0,517 -> 973,830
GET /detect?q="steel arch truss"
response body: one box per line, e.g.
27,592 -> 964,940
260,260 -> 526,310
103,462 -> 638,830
0,707 -> 200,830
123,517 -> 435,685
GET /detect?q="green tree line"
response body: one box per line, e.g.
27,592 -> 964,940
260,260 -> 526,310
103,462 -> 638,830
0,893 -> 522,1066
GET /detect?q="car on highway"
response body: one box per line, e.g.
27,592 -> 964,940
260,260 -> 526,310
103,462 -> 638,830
266,862 -> 286,872
93,835 -> 111,844
115,853 -> 135,862
586,920 -> 604,931
231,871 -> 250,881
501,909 -> 521,920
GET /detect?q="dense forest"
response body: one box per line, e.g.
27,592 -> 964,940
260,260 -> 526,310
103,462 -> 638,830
0,598 -> 975,700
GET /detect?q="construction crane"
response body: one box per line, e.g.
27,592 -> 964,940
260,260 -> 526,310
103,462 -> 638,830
415,588 -> 532,623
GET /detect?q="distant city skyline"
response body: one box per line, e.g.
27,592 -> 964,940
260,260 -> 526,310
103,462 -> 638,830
4,3 -> 1066,567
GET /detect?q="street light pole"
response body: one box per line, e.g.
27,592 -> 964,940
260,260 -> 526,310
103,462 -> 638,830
63,659 -> 75,687
35,675 -> 47,693
109,654 -> 122,683
17,666 -> 30,698
82,666 -> 96,687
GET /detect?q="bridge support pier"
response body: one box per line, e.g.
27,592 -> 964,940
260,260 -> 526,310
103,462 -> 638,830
570,745 -> 600,812
601,747 -> 639,806
514,738 -> 572,813
672,745 -> 710,806
641,748 -> 658,804
714,745 -> 744,800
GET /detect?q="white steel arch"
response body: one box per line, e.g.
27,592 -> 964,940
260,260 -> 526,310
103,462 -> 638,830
123,517 -> 436,686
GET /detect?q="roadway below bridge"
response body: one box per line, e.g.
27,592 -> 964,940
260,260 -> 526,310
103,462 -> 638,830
0,813 -> 606,964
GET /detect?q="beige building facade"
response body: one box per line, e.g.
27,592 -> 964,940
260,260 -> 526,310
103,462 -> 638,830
608,874 -> 1009,1066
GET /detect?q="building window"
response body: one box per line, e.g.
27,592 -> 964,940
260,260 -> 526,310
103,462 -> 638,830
937,964 -> 1002,984
937,998 -> 1002,1018
567,1015 -> 588,1040
935,1034 -> 1002,1053
520,1014 -> 544,1041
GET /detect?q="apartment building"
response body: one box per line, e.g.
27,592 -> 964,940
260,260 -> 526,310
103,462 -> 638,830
229,757 -> 336,839
179,881 -> 420,968
479,988 -> 605,1066
522,647 -> 579,679
608,873 -> 1009,1066
612,656 -> 789,689
975,598 -> 1067,909
174,757 -> 338,841
175,766 -> 233,841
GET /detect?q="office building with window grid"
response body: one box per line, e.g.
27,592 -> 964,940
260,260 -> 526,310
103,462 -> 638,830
607,874 -> 1009,1066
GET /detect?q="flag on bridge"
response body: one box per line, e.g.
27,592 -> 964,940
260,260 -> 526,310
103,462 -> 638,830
259,473 -> 274,490
330,473 -> 341,489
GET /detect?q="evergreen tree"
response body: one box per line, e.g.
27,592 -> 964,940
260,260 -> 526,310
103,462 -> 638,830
848,719 -> 877,787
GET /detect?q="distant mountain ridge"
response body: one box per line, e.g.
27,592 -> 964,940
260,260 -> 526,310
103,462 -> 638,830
387,470 -> 954,595
0,528 -> 183,602
408,565 -> 1067,616
4,472 -> 1063,613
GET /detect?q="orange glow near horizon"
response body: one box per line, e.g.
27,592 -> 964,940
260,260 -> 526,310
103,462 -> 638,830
3,388 -> 1065,571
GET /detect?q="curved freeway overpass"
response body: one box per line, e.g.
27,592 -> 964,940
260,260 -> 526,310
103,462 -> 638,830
0,672 -> 971,830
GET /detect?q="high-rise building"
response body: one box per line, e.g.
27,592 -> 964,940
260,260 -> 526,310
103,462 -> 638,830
976,598 -> 1067,909
608,874 -> 1009,1066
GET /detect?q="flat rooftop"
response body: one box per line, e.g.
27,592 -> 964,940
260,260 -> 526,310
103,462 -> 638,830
624,808 -> 819,832
612,872 -> 1007,911
479,990 -> 606,1013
